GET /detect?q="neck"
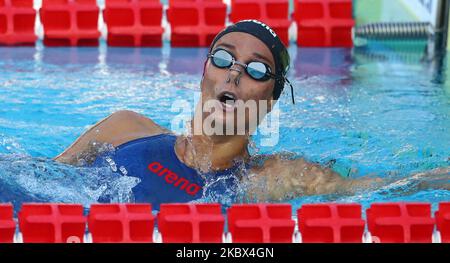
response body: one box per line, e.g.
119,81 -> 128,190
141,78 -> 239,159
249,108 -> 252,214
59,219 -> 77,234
174,121 -> 250,172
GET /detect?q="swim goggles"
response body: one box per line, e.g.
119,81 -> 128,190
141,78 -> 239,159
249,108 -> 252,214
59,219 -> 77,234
207,48 -> 295,104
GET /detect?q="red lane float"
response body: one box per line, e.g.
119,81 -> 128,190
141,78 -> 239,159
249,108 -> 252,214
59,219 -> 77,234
3,202 -> 449,243
435,202 -> 450,243
367,203 -> 435,243
0,0 -> 36,46
293,0 -> 354,47
103,0 -> 164,47
297,203 -> 365,243
0,204 -> 15,243
158,203 -> 224,243
18,204 -> 85,243
229,0 -> 291,46
227,204 -> 295,243
88,204 -> 155,243
40,0 -> 100,46
167,0 -> 226,47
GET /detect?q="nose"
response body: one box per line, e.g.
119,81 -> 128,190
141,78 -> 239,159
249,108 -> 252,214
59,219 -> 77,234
226,63 -> 244,86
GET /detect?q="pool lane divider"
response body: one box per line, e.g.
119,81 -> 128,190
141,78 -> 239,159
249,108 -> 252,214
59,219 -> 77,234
229,0 -> 291,47
0,202 -> 449,243
0,0 -> 355,47
103,0 -> 164,47
39,0 -> 100,46
0,0 -> 37,46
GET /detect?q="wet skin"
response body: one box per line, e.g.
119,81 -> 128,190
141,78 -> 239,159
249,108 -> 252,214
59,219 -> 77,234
54,32 -> 450,201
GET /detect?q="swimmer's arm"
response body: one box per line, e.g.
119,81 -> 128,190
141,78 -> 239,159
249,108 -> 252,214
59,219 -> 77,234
246,157 -> 450,201
245,157 -> 381,201
53,113 -> 115,165
54,110 -> 168,165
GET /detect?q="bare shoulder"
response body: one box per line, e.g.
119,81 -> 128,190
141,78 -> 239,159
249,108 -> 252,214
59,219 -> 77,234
54,110 -> 170,164
101,110 -> 169,145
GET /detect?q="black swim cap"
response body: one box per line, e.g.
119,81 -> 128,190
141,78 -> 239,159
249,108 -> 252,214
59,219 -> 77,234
208,20 -> 294,103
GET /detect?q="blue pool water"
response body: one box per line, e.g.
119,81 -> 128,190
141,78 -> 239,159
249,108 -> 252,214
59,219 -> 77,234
0,42 -> 449,212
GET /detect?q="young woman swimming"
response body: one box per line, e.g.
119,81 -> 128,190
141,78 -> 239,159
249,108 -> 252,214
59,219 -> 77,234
54,20 -> 449,207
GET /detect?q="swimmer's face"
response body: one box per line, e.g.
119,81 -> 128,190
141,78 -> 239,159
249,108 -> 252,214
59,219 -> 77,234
199,32 -> 276,136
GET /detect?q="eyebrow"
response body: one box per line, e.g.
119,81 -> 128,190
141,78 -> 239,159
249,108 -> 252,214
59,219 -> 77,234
215,42 -> 236,50
214,42 -> 275,69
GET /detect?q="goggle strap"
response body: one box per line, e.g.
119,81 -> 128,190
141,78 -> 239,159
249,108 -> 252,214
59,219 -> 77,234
284,77 -> 295,104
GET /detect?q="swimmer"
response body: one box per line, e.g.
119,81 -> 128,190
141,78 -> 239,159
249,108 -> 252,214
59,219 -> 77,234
54,20 -> 449,206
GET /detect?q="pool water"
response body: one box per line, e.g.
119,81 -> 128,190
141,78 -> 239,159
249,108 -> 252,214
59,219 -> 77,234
0,41 -> 449,213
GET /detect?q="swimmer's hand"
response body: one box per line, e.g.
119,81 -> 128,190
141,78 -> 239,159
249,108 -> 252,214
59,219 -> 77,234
244,156 -> 383,202
403,167 -> 450,191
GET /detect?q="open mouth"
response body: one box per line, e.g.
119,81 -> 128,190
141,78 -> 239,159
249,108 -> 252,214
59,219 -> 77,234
217,91 -> 237,111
